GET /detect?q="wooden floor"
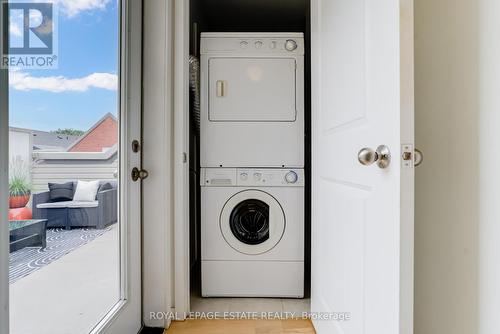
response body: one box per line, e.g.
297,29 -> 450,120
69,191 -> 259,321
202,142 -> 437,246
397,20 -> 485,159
165,319 -> 316,334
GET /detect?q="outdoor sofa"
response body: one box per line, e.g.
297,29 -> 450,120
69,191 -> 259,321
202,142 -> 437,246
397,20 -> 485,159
32,181 -> 117,230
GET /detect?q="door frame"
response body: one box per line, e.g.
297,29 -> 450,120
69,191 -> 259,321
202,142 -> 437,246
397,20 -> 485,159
140,0 -> 189,323
170,0 -> 415,327
142,0 -> 175,329
172,0 -> 191,318
0,1 -> 9,331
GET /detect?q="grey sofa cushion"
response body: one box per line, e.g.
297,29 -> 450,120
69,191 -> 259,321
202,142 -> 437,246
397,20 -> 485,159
67,201 -> 99,208
36,201 -> 99,209
48,182 -> 74,202
37,201 -> 73,209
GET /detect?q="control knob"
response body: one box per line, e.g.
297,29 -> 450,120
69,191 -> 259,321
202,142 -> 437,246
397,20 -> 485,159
285,39 -> 298,51
285,171 -> 298,184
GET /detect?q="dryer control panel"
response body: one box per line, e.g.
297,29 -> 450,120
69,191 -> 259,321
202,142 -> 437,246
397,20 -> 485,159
201,32 -> 305,56
201,168 -> 304,187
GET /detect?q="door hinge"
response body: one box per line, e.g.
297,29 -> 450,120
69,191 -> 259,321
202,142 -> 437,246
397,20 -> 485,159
183,152 -> 188,163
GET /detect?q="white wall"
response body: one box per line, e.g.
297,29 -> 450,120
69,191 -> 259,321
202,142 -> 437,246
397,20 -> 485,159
416,0 -> 500,333
415,0 -> 479,333
9,129 -> 32,166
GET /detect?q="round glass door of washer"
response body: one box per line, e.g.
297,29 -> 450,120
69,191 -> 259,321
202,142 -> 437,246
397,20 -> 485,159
220,190 -> 285,255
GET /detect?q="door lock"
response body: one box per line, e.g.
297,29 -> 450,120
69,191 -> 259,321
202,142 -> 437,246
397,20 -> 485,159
131,167 -> 149,182
358,145 -> 391,169
132,140 -> 140,153
401,145 -> 423,168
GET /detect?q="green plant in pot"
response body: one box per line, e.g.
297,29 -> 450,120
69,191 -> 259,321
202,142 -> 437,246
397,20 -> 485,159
9,158 -> 31,209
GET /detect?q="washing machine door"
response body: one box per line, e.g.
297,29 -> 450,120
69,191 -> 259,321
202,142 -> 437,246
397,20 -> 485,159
220,189 -> 285,255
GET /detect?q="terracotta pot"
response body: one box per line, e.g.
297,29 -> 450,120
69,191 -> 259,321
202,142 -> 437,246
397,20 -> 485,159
8,207 -> 32,220
9,193 -> 31,209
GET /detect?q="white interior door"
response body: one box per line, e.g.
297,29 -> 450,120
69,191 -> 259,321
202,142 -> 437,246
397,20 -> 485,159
310,0 -> 414,333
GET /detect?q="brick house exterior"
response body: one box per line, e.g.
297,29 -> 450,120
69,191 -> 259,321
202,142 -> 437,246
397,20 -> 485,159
68,113 -> 118,153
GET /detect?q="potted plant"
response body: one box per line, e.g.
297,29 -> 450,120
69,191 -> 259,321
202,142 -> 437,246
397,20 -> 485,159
9,158 -> 31,209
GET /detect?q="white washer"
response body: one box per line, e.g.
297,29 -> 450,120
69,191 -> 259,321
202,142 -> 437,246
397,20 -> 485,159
201,168 -> 304,298
200,33 -> 305,168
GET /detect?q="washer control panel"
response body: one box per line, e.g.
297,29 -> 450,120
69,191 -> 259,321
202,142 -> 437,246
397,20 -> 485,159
202,168 -> 304,187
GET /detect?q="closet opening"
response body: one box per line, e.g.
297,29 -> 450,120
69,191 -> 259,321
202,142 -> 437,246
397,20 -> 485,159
187,0 -> 312,316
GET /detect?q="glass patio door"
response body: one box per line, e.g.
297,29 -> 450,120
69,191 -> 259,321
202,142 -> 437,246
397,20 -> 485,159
0,0 -> 143,333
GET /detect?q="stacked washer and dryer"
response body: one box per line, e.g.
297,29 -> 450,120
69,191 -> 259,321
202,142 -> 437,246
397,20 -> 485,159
200,33 -> 305,298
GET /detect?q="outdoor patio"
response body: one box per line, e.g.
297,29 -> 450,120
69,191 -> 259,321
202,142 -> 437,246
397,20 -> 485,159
9,224 -> 119,334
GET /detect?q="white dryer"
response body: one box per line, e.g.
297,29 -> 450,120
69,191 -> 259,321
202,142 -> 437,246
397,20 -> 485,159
200,33 -> 305,168
201,168 -> 304,298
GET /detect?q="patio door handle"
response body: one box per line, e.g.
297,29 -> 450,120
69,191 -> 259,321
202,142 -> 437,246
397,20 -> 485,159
131,167 -> 149,182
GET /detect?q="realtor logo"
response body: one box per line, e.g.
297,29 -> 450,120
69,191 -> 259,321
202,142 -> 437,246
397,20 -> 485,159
2,0 -> 58,69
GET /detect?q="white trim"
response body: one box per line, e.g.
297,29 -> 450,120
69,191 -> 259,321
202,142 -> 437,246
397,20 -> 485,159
173,0 -> 191,318
33,145 -> 117,160
142,0 -> 174,328
0,1 -> 9,331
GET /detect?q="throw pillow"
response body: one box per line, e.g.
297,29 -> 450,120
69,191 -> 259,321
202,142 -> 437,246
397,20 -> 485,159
73,180 -> 101,202
48,182 -> 74,202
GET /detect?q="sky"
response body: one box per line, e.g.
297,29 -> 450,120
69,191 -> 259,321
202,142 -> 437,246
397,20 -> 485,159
8,0 -> 119,132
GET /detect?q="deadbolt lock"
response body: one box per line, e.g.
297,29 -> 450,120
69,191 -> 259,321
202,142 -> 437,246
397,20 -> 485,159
132,140 -> 140,153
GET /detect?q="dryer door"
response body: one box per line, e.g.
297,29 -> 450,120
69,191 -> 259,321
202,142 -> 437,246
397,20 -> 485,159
220,190 -> 285,255
208,57 -> 297,122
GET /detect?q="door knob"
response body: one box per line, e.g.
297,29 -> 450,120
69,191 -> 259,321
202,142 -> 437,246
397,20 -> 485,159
131,167 -> 149,182
358,145 -> 391,169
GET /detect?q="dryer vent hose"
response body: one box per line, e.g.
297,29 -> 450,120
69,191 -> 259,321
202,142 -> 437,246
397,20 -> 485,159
189,55 -> 201,134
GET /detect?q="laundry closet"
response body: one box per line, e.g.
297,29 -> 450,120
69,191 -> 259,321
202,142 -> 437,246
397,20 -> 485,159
188,0 -> 312,313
